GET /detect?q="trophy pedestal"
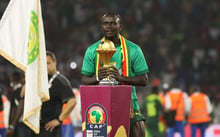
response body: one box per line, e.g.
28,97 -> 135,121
80,85 -> 132,137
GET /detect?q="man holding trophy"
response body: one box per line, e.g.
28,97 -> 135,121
81,11 -> 149,137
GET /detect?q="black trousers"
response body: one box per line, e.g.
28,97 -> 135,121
15,122 -> 61,137
34,124 -> 62,137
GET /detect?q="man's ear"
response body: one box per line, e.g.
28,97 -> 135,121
55,60 -> 58,66
119,24 -> 122,32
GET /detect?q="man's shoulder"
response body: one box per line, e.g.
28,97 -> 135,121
147,94 -> 160,100
123,38 -> 139,48
56,74 -> 71,85
14,86 -> 22,93
123,38 -> 144,55
84,40 -> 102,56
88,40 -> 102,49
192,92 -> 206,97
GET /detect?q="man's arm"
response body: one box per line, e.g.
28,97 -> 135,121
184,93 -> 191,114
6,90 -> 24,137
164,94 -> 171,111
205,95 -> 213,114
6,105 -> 17,137
81,65 -> 111,85
81,66 -> 149,86
116,74 -> 148,86
44,98 -> 77,132
10,85 -> 26,126
58,98 -> 77,121
81,74 -> 99,85
110,66 -> 148,86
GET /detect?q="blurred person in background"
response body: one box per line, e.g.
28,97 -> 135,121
70,88 -> 81,128
0,86 -> 10,137
6,71 -> 29,137
0,87 -> 4,137
213,98 -> 220,124
159,82 -> 170,109
165,82 -> 190,137
81,11 -> 149,137
187,85 -> 213,137
142,86 -> 165,137
61,104 -> 74,137
158,82 -> 170,133
70,88 -> 82,137
62,88 -> 81,137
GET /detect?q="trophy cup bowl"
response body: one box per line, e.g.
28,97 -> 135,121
96,40 -> 117,85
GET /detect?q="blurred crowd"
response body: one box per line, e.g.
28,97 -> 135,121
142,81 -> 216,137
0,0 -> 220,136
0,0 -> 220,118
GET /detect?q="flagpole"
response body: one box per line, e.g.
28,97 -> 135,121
37,0 -> 41,99
0,50 -> 26,71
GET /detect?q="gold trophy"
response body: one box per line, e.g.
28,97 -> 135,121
96,40 -> 117,85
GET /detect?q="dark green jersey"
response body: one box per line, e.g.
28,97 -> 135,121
81,37 -> 149,110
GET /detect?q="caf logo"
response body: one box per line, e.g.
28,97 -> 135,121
87,104 -> 106,124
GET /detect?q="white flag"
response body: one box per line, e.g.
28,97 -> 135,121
0,0 -> 50,134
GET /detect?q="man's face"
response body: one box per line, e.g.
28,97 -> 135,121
101,15 -> 121,39
47,55 -> 56,76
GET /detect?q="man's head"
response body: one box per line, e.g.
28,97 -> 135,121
46,51 -> 57,76
101,11 -> 122,39
162,83 -> 170,93
188,85 -> 201,95
151,86 -> 159,94
10,71 -> 22,87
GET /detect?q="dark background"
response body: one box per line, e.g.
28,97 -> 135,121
0,0 -> 220,103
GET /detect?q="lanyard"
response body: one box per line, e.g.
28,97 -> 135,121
48,71 -> 59,88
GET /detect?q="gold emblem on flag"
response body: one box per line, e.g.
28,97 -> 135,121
28,11 -> 39,64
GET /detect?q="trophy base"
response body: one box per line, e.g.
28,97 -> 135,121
99,78 -> 114,85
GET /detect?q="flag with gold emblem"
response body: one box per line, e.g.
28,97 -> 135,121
0,0 -> 49,134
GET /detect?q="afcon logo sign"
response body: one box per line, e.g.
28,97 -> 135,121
28,11 -> 39,65
87,105 -> 106,124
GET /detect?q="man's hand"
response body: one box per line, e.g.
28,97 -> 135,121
44,119 -> 61,132
98,67 -> 110,80
6,127 -> 15,137
108,66 -> 123,82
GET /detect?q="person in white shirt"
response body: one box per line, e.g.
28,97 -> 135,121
164,83 -> 190,137
187,85 -> 213,137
